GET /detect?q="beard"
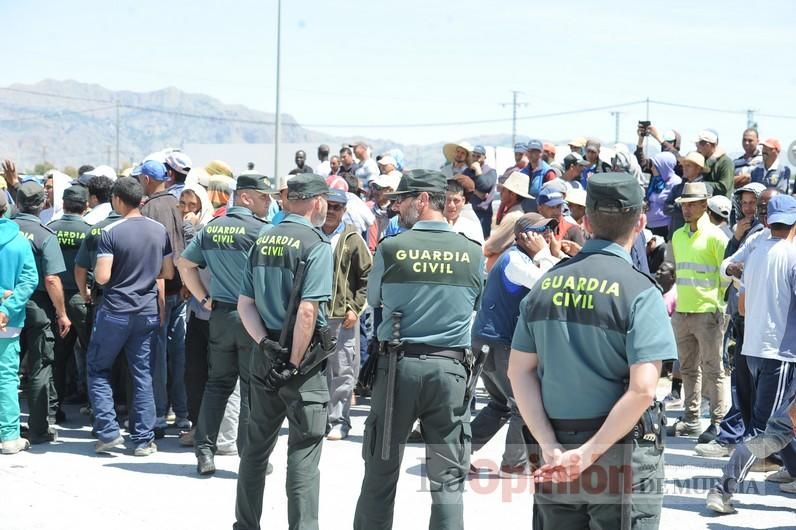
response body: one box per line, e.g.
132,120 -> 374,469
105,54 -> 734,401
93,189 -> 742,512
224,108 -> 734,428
399,203 -> 420,228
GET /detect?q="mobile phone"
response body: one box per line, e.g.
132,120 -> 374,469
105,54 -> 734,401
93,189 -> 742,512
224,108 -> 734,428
639,121 -> 651,128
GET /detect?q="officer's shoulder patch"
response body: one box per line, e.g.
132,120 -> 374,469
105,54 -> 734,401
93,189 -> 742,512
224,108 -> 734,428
40,223 -> 57,235
455,231 -> 483,247
377,232 -> 399,245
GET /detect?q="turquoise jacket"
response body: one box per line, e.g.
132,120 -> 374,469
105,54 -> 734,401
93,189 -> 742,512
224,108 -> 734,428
0,218 -> 38,330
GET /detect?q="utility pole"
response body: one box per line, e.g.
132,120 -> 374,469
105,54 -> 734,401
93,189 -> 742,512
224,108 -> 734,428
610,111 -> 622,144
501,90 -> 527,147
115,100 -> 120,171
747,109 -> 758,130
273,0 -> 283,179
107,145 -> 112,167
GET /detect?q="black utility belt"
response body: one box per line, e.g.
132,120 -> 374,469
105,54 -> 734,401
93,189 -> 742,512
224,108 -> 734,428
549,401 -> 666,448
210,300 -> 237,310
381,342 -> 465,362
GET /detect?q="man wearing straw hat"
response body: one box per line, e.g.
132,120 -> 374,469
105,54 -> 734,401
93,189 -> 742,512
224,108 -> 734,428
484,171 -> 532,271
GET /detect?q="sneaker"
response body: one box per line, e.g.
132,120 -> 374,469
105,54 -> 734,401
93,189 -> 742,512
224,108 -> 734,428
750,457 -> 782,473
780,480 -> 796,494
498,464 -> 531,478
166,410 -> 176,423
695,440 -> 732,458
766,467 -> 795,483
216,445 -> 238,456
697,424 -> 720,444
133,441 -> 157,457
174,417 -> 191,430
326,424 -> 349,441
667,418 -> 701,437
95,435 -> 126,454
1,438 -> 31,455
662,391 -> 683,409
179,428 -> 195,447
705,487 -> 735,514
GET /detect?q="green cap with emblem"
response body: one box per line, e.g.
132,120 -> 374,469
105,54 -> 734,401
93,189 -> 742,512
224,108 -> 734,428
586,172 -> 644,213
63,185 -> 89,203
386,169 -> 447,197
16,180 -> 46,208
287,173 -> 329,200
236,171 -> 276,193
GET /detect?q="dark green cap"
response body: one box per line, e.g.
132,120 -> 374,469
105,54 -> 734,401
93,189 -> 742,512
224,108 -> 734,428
16,181 -> 45,208
386,169 -> 447,197
236,171 -> 276,193
63,185 -> 89,203
287,173 -> 329,200
586,172 -> 643,212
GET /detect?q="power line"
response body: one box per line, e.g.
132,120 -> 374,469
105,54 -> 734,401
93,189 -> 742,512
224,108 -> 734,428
0,105 -> 116,123
0,86 -> 113,104
648,99 -> 746,115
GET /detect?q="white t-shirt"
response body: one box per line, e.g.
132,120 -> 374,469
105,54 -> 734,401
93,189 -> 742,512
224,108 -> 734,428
740,235 -> 796,362
451,215 -> 484,245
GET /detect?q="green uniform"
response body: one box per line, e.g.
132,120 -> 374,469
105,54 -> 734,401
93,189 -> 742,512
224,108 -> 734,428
234,213 -> 333,530
13,212 -> 66,440
181,206 -> 266,459
354,220 -> 484,530
47,213 -> 91,413
512,239 -> 676,529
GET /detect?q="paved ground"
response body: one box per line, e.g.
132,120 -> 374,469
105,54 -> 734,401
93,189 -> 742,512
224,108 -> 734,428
1,383 -> 794,529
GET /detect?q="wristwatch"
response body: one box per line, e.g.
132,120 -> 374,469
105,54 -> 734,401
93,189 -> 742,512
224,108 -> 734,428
200,295 -> 210,306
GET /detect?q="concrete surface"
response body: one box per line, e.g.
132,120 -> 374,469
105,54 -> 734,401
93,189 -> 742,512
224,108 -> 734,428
1,384 -> 794,529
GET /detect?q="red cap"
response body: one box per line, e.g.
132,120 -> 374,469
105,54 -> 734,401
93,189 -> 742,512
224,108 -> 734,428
762,138 -> 782,151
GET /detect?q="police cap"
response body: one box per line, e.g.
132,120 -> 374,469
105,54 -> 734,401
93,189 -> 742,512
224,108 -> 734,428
586,172 -> 643,213
237,171 -> 276,194
16,180 -> 45,208
63,184 -> 89,203
386,169 -> 446,197
287,173 -> 329,200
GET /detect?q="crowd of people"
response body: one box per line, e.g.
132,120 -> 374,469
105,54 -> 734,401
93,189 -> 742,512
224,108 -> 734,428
0,124 -> 795,528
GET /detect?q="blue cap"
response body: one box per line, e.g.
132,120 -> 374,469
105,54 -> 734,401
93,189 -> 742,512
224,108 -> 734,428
527,139 -> 543,151
327,188 -> 348,204
767,195 -> 796,225
135,160 -> 168,181
537,187 -> 566,207
513,142 -> 527,153
472,144 -> 486,156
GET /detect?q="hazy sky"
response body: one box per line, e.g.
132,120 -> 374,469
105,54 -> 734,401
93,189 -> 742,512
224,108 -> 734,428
2,0 -> 795,150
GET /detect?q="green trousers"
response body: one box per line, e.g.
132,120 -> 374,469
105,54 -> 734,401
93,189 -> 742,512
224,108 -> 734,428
531,428 -> 664,530
51,292 -> 89,413
195,304 -> 253,458
0,338 -> 22,441
354,355 -> 471,530
21,291 -> 56,438
234,353 -> 329,530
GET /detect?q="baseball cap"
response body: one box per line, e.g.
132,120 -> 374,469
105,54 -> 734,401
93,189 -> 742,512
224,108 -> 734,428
16,181 -> 45,208
135,160 -> 168,181
662,130 -> 677,143
586,172 -> 644,212
81,165 -> 117,186
563,152 -> 590,170
513,213 -> 558,238
537,187 -> 566,207
707,195 -> 732,220
472,145 -> 487,156
372,172 -> 402,191
63,185 -> 89,203
327,188 -> 348,204
761,138 -> 782,151
287,173 -> 329,200
513,142 -> 528,153
164,151 -> 192,174
386,169 -> 447,197
734,182 -> 766,197
767,195 -> 796,225
526,139 -> 543,151
696,129 -> 719,144
377,155 -> 397,167
565,188 -> 587,207
236,171 -> 275,193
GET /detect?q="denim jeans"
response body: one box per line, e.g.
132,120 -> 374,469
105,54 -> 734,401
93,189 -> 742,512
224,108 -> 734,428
87,308 -> 159,447
153,294 -> 188,423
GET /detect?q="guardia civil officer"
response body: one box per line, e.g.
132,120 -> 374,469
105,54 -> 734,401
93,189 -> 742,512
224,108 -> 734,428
234,173 -> 333,530
177,172 -> 271,476
47,185 -> 91,421
353,170 -> 484,530
13,181 -> 70,444
509,172 -> 677,529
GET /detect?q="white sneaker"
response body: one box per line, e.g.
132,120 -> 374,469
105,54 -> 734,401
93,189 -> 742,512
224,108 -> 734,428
326,424 -> 349,441
780,480 -> 796,494
766,467 -> 795,483
1,438 -> 31,455
694,440 -> 732,458
95,435 -> 126,454
705,487 -> 735,514
216,445 -> 238,456
662,392 -> 683,409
